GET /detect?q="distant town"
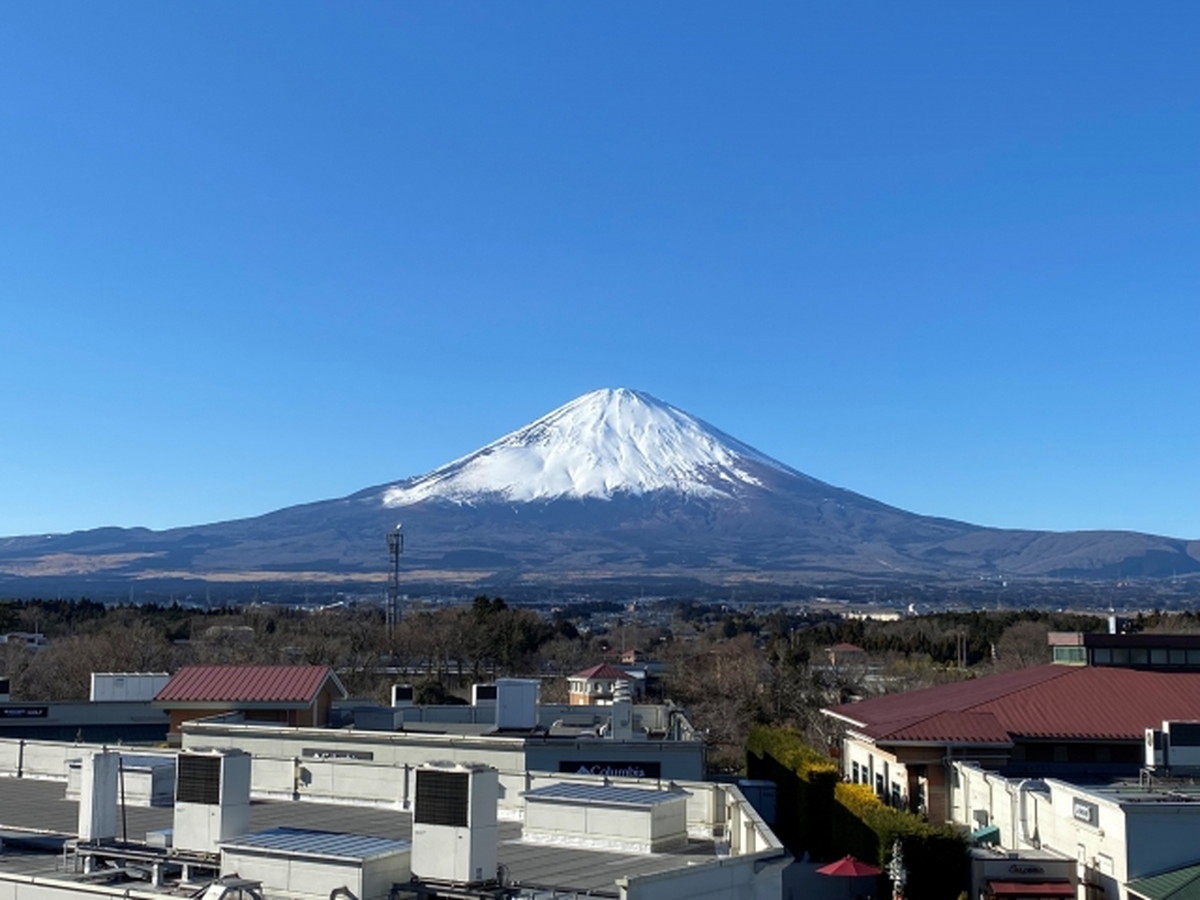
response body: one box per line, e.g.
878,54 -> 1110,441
4,589 -> 1200,898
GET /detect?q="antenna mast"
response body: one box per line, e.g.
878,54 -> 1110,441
386,524 -> 404,635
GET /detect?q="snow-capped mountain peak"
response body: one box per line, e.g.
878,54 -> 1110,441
382,387 -> 794,507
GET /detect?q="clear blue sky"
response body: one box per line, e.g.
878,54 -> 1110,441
2,3 -> 1197,539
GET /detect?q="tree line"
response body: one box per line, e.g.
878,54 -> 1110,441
0,595 -> 1139,772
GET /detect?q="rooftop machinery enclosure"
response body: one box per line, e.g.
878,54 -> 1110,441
410,763 -> 498,886
90,672 -> 170,702
68,753 -> 175,807
174,749 -> 251,855
77,751 -> 120,841
495,678 -> 539,730
521,782 -> 689,853
220,828 -> 411,900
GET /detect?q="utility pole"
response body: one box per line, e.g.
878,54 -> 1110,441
386,524 -> 404,636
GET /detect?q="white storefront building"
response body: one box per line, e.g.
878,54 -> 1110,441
951,761 -> 1200,900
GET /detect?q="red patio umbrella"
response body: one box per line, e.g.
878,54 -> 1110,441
818,855 -> 883,899
818,855 -> 884,878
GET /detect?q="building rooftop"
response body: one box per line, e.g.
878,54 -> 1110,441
826,664 -> 1200,743
1127,861 -> 1200,900
154,665 -> 346,706
221,827 -> 408,862
0,777 -> 724,898
570,663 -> 632,681
524,782 -> 687,808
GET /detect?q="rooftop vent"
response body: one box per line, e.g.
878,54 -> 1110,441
610,680 -> 634,741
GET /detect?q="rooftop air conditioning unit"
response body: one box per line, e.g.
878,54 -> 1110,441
173,749 -> 251,855
1146,728 -> 1166,769
472,683 -> 498,707
391,684 -> 415,708
1163,721 -> 1200,771
410,763 -> 497,886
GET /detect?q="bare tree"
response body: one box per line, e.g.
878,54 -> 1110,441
994,620 -> 1052,671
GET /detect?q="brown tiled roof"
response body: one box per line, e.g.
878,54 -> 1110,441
154,665 -> 344,704
826,664 -> 1200,743
571,663 -> 632,681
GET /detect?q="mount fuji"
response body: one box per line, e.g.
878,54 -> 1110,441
380,387 -> 805,507
2,388 -> 1197,596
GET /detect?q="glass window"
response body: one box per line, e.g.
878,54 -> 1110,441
1187,649 -> 1200,666
1093,648 -> 1112,665
1112,648 -> 1130,665
1151,648 -> 1168,666
1131,648 -> 1149,665
1054,646 -> 1086,664
852,761 -> 860,782
1170,649 -> 1187,665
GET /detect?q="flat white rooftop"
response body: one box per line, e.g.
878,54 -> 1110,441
0,777 -> 722,898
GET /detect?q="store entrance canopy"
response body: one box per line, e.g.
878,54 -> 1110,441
971,824 -> 1001,846
989,880 -> 1075,898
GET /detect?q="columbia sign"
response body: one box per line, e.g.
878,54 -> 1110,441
560,761 -> 662,779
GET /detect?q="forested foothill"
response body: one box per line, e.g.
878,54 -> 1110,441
4,594 -> 1192,772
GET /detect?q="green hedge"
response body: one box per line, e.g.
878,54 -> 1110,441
747,726 -> 966,900
746,726 -> 840,859
834,781 -> 967,900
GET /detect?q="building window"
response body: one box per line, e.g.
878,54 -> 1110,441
1053,646 -> 1085,664
1093,648 -> 1112,665
852,761 -> 861,782
875,773 -> 884,796
890,783 -> 902,808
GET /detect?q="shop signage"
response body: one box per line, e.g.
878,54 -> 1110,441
1009,864 -> 1045,875
1073,798 -> 1099,826
560,760 -> 662,779
0,706 -> 48,718
301,747 -> 374,761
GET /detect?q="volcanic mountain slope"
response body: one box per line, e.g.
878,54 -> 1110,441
1,388 -> 1197,591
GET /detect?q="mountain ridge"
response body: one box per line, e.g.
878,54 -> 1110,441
1,388 -> 1198,595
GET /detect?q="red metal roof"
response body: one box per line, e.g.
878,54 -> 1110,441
571,663 -> 632,681
887,711 -> 1012,744
827,664 -> 1200,743
154,665 -> 342,704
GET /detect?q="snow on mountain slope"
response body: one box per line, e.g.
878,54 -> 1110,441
382,387 -> 798,507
